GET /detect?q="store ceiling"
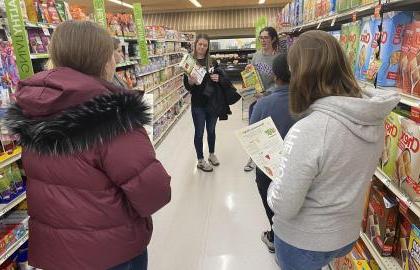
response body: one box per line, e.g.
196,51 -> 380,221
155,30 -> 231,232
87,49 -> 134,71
69,0 -> 287,14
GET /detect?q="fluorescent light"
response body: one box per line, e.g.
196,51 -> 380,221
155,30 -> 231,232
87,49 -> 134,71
189,0 -> 202,8
259,0 -> 266,4
107,0 -> 133,9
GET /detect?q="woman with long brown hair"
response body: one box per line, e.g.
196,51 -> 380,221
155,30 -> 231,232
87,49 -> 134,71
267,30 -> 399,269
5,21 -> 171,270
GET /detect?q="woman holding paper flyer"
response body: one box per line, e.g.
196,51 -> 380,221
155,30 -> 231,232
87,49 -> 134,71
244,26 -> 280,172
183,34 -> 221,172
267,30 -> 400,270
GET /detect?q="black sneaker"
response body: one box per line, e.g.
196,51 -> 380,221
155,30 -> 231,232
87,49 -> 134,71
261,231 -> 275,253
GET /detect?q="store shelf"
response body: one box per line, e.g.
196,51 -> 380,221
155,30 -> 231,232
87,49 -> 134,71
280,0 -> 419,34
374,168 -> 420,217
0,147 -> 22,170
149,51 -> 184,58
153,94 -> 184,123
116,60 -> 138,68
145,73 -> 183,94
357,80 -> 420,108
154,84 -> 184,105
30,53 -> 49,60
0,192 -> 26,218
359,232 -> 402,270
153,104 -> 190,147
0,232 -> 29,266
210,48 -> 256,53
25,22 -> 56,29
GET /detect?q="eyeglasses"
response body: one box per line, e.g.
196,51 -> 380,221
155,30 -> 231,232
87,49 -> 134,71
259,36 -> 271,41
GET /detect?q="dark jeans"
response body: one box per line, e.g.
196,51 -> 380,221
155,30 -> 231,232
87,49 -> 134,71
191,106 -> 218,160
256,168 -> 274,239
274,236 -> 355,270
109,249 -> 148,270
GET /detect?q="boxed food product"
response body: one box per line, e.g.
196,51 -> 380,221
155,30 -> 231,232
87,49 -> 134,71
407,224 -> 420,269
397,15 -> 420,96
395,209 -> 420,269
0,168 -> 12,203
355,16 -> 376,81
337,0 -> 350,13
351,0 -> 361,8
366,181 -> 398,256
346,21 -> 362,72
340,23 -> 350,52
377,12 -> 413,87
331,239 -> 377,270
326,0 -> 336,16
398,118 -> 420,201
381,112 -> 403,183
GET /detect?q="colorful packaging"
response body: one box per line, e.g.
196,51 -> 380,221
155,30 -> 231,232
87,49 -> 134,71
340,23 -> 350,52
377,12 -> 413,87
397,16 -> 420,96
0,167 -> 12,203
346,21 -> 362,72
381,112 -> 403,183
407,224 -> 420,270
398,117 -> 420,201
24,0 -> 38,23
351,0 -> 361,8
366,181 -> 398,256
355,16 -> 376,81
327,0 -> 336,16
337,0 -> 350,13
396,210 -> 420,269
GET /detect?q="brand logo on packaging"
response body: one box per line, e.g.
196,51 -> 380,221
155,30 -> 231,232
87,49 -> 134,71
399,131 -> 419,153
385,121 -> 398,137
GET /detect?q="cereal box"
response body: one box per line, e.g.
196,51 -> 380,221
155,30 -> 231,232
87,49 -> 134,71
377,12 -> 413,87
398,117 -> 420,201
366,181 -> 398,256
406,224 -> 420,270
347,21 -> 362,72
355,16 -> 376,81
397,15 -> 420,96
381,112 -> 403,184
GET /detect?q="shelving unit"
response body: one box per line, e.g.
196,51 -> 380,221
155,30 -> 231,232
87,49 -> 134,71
144,73 -> 183,94
0,192 -> 27,218
154,84 -> 184,105
30,54 -> 49,60
148,51 -> 184,58
116,60 -> 138,68
0,232 -> 29,266
0,147 -> 22,169
153,93 -> 185,123
359,232 -> 402,270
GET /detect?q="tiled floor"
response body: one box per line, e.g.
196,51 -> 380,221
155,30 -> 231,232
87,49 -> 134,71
149,102 -> 279,270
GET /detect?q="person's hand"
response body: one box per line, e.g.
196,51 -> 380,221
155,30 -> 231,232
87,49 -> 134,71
210,74 -> 219,83
188,74 -> 199,85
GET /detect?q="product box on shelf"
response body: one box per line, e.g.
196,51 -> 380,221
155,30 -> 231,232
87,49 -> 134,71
398,117 -> 420,201
397,15 -> 420,96
351,0 -> 361,8
366,181 -> 398,256
346,21 -> 362,72
340,23 -> 350,52
376,12 -> 413,87
355,16 -> 376,81
337,0 -> 350,13
331,239 -> 378,270
395,209 -> 420,269
381,112 -> 403,183
407,224 -> 420,269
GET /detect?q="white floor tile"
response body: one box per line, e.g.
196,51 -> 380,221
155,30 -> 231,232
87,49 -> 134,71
150,102 -> 279,270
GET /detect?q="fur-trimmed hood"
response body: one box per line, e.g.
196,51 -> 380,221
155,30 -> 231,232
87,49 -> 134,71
5,68 -> 150,155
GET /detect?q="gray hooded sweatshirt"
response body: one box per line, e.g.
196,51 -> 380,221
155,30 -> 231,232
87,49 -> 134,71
267,88 -> 400,252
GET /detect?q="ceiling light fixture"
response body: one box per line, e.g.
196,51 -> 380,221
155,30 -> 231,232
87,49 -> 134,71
189,0 -> 202,8
107,0 -> 133,9
259,0 -> 266,4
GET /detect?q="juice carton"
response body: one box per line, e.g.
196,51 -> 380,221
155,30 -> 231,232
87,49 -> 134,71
377,12 -> 413,87
381,112 -> 402,184
398,117 -> 420,201
347,21 -> 362,72
355,16 -> 376,80
366,183 -> 398,256
397,15 -> 420,96
407,224 -> 420,270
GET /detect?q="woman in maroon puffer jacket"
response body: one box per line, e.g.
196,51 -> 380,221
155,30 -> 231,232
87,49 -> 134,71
4,21 -> 171,270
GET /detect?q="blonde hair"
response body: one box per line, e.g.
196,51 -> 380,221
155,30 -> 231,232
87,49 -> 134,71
288,30 -> 362,114
50,20 -> 114,79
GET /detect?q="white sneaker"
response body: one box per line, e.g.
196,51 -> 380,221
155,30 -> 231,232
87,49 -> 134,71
244,158 -> 256,172
197,159 -> 213,172
208,154 -> 220,166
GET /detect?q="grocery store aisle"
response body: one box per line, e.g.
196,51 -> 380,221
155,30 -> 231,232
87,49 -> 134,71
149,102 -> 279,270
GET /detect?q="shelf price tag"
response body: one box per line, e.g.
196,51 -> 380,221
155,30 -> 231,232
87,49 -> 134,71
5,0 -> 34,80
133,3 -> 149,66
92,0 -> 106,29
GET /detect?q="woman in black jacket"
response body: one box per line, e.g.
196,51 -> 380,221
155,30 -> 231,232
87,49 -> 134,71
184,34 -> 220,172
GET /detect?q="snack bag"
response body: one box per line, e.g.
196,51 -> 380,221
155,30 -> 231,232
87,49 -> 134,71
398,117 -> 420,201
381,112 -> 402,184
377,12 -> 413,87
355,16 -> 376,80
407,224 -> 420,270
346,21 -> 362,72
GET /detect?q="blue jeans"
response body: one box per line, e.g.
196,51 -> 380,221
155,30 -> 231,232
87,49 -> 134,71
191,107 -> 218,160
274,235 -> 355,270
109,250 -> 148,270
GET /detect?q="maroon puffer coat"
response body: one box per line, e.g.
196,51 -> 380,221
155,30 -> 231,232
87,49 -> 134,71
5,67 -> 171,270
